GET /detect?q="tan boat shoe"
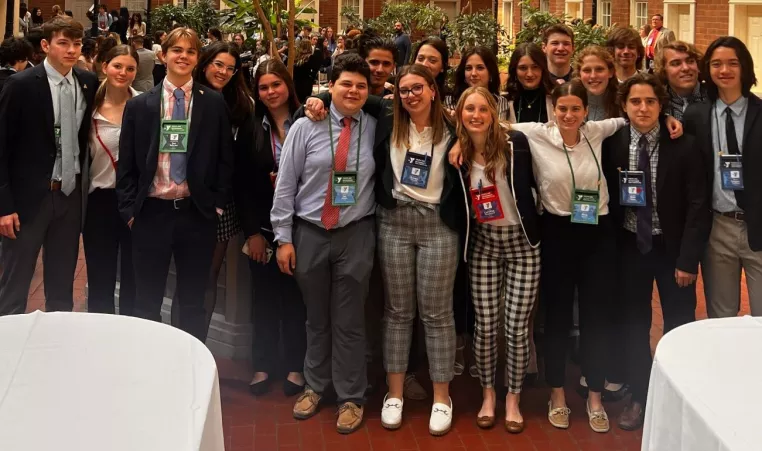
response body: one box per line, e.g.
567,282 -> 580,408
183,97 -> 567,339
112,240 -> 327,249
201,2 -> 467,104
336,402 -> 364,434
547,402 -> 571,429
586,400 -> 610,433
293,388 -> 321,420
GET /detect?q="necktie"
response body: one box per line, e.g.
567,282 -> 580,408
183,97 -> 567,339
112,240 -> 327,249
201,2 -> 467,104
60,78 -> 76,196
170,87 -> 187,184
636,135 -> 653,254
725,107 -> 746,210
321,117 -> 352,229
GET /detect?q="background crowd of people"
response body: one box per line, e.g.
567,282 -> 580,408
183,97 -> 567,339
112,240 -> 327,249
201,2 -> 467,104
0,10 -> 759,444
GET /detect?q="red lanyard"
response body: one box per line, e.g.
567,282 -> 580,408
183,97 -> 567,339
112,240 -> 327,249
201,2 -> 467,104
271,129 -> 277,163
93,117 -> 117,171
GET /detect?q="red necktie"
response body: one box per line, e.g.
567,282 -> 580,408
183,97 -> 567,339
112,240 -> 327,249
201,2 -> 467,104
321,117 -> 352,229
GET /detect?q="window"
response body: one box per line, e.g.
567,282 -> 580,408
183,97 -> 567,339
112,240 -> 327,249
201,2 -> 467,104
339,0 -> 361,32
599,0 -> 612,27
123,0 -> 146,14
634,1 -> 648,28
500,0 -> 514,38
540,0 -> 550,12
565,0 -> 582,20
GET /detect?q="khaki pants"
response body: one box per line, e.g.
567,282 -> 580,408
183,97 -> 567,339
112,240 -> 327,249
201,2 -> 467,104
702,213 -> 762,317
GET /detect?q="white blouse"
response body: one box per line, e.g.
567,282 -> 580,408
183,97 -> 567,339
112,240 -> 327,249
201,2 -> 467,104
391,122 -> 451,205
511,118 -> 626,217
469,161 -> 520,226
89,88 -> 140,192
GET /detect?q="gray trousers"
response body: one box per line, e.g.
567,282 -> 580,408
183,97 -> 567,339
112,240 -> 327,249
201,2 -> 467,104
703,213 -> 762,317
0,182 -> 83,315
293,216 -> 375,405
378,204 -> 458,382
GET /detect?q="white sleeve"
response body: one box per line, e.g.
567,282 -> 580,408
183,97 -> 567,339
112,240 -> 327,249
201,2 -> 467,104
585,117 -> 627,140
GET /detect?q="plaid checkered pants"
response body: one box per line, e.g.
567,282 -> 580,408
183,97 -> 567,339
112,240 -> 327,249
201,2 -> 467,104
378,203 -> 458,382
469,223 -> 540,392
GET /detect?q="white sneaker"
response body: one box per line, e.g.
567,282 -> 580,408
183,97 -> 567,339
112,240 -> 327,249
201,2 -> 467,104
381,394 -> 403,430
429,397 -> 453,436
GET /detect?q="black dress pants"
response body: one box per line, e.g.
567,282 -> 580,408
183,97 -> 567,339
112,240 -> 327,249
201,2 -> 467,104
130,198 -> 216,342
541,213 -> 615,392
83,188 -> 135,315
249,232 -> 307,375
618,230 -> 696,403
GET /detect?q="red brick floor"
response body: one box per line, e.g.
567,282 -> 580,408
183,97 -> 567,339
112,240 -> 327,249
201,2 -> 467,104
26,247 -> 751,451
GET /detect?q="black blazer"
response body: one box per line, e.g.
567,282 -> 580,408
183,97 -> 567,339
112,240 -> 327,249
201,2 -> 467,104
683,95 -> 762,251
464,130 -> 540,247
0,64 -> 96,224
602,120 -> 711,273
234,112 -> 282,238
116,83 -> 234,223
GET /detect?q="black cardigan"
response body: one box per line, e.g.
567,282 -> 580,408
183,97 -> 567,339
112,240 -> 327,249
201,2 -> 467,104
464,130 -> 540,248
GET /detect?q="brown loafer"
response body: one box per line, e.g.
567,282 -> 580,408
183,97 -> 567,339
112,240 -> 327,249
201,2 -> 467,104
293,388 -> 321,420
476,415 -> 495,429
617,401 -> 644,431
505,420 -> 524,434
336,402 -> 364,434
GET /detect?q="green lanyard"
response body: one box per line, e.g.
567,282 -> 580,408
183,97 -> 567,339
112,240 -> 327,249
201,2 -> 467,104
562,131 -> 601,194
327,114 -> 362,173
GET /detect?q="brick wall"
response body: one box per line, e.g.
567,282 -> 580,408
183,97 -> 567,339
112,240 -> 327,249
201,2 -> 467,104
694,0 -> 729,50
320,0 -> 339,30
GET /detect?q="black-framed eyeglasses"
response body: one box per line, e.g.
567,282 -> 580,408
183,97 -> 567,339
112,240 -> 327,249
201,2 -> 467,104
212,60 -> 237,75
399,84 -> 425,98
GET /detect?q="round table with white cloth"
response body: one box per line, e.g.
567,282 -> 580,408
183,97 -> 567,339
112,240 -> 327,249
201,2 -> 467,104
642,316 -> 762,451
0,311 -> 224,451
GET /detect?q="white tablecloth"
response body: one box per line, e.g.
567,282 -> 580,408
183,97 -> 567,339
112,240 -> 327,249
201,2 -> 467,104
0,311 -> 224,451
642,316 -> 762,451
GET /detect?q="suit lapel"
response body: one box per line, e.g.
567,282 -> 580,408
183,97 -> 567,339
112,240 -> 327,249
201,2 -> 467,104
742,94 -> 760,151
656,128 -> 672,195
616,126 -> 631,172
188,85 -> 205,158
35,65 -> 55,147
145,86 -> 162,171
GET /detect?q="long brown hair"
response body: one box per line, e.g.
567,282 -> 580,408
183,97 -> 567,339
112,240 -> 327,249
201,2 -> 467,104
253,59 -> 301,138
573,46 -> 620,119
194,41 -> 254,127
455,87 -> 508,184
392,64 -> 450,150
93,44 -> 138,111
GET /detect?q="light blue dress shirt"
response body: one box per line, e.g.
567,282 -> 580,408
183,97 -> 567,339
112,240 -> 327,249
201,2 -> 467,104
270,104 -> 377,243
711,96 -> 747,212
262,115 -> 293,166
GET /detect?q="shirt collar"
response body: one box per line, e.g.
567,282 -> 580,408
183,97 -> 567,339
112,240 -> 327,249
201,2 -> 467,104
43,58 -> 74,86
716,95 -> 748,116
163,77 -> 193,97
262,114 -> 293,130
329,103 -> 363,125
630,123 -> 660,145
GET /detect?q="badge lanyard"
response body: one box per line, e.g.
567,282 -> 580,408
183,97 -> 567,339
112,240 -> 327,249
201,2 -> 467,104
328,115 -> 362,206
400,140 -> 434,189
159,86 -> 194,123
269,128 -> 279,188
159,87 -> 194,153
714,106 -> 744,190
93,116 -> 117,170
470,177 -> 505,223
563,132 -> 601,225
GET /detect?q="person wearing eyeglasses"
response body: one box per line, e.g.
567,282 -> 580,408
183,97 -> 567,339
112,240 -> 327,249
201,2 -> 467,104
187,41 -> 254,339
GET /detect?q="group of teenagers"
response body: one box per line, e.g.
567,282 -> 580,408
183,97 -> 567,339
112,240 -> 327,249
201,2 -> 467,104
0,13 -> 760,440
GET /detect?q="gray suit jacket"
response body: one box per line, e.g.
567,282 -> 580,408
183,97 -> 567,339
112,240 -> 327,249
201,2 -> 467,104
133,48 -> 155,93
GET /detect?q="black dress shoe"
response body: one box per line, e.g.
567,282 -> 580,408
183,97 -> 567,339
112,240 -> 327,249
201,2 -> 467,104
249,378 -> 271,396
283,379 -> 305,397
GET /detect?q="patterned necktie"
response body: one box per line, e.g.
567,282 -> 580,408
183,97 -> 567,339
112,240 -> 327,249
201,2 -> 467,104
725,107 -> 746,210
60,78 -> 76,196
321,117 -> 352,229
170,87 -> 187,184
636,135 -> 653,254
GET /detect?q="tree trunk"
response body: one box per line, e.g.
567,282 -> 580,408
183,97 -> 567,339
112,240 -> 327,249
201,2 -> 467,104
287,0 -> 295,76
275,0 -> 282,38
253,0 -> 277,57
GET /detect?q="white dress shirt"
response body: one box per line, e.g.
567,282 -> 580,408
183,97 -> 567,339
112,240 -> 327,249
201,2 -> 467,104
511,118 -> 626,216
44,58 -> 87,178
391,122 -> 450,205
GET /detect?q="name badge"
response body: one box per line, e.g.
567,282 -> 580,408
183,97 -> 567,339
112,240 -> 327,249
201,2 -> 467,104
619,170 -> 646,207
470,185 -> 505,223
332,171 -> 357,206
160,120 -> 189,153
400,151 -> 431,188
720,154 -> 744,190
54,125 -> 62,153
571,189 -> 599,225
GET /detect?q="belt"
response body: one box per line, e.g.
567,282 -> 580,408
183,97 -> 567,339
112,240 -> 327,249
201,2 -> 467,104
145,197 -> 192,210
49,175 -> 81,191
714,210 -> 745,221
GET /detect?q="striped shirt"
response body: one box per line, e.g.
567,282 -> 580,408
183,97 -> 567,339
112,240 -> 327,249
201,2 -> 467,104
149,78 -> 192,200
